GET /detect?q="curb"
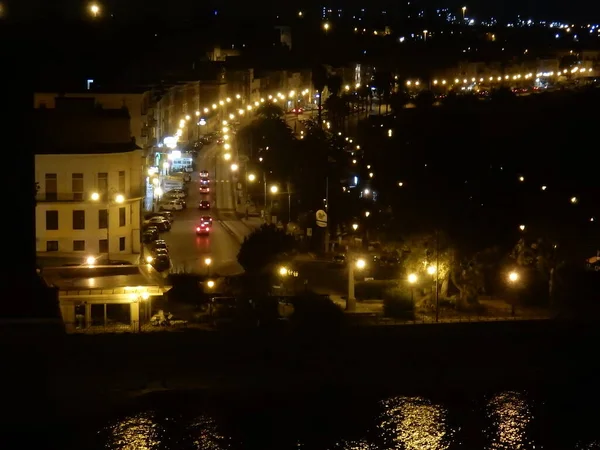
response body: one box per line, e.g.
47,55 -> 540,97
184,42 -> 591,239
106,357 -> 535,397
217,219 -> 243,243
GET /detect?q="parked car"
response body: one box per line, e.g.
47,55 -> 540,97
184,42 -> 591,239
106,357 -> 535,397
160,200 -> 184,211
151,247 -> 169,258
145,212 -> 173,223
199,200 -> 211,210
152,254 -> 171,272
149,240 -> 169,252
195,222 -> 211,235
146,217 -> 171,232
166,189 -> 186,199
142,228 -> 159,243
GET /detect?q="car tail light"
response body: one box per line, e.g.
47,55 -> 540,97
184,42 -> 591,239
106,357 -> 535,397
196,227 -> 201,231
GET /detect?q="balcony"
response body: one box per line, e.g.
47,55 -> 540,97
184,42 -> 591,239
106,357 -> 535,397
36,188 -> 146,203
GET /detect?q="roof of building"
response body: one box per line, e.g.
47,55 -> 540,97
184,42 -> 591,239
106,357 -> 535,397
33,101 -> 141,154
42,265 -> 161,291
35,142 -> 141,155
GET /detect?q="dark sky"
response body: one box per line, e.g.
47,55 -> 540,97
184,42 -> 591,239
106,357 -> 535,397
5,0 -> 600,22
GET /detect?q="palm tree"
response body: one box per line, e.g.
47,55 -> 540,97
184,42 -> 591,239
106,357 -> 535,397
312,64 -> 328,127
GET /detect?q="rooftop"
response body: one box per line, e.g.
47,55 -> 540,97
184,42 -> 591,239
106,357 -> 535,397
42,265 -> 162,291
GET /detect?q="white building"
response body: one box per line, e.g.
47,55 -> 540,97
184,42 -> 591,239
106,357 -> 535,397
34,98 -> 144,260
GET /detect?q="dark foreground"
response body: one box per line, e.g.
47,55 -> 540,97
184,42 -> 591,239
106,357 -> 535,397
2,320 -> 597,448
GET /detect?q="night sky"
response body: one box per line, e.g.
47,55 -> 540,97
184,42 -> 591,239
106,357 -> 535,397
4,0 -> 600,22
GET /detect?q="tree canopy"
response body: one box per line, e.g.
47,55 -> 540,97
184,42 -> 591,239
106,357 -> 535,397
237,225 -> 295,273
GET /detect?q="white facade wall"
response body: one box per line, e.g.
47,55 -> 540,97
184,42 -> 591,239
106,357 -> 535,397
35,151 -> 144,257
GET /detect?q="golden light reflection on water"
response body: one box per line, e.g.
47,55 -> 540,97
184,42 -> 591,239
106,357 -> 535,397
187,414 -> 231,449
485,391 -> 536,449
103,411 -> 229,450
377,396 -> 455,449
103,411 -> 162,450
333,439 -> 374,449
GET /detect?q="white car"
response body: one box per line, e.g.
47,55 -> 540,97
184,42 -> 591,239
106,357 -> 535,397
160,200 -> 184,211
166,189 -> 186,199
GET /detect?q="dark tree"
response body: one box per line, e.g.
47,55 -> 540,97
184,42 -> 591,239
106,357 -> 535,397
312,64 -> 328,126
237,225 -> 295,273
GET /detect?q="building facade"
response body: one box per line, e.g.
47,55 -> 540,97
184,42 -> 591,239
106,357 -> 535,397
34,98 -> 144,260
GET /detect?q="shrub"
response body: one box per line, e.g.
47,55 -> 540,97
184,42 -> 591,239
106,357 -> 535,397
383,287 -> 415,320
355,280 -> 398,300
290,294 -> 343,328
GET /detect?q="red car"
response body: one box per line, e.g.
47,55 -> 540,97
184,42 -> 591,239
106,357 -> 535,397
199,185 -> 210,194
195,222 -> 210,235
199,200 -> 211,210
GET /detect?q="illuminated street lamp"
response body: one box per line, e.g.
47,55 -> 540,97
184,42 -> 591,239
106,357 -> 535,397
279,266 -> 289,276
86,256 -> 96,266
519,224 -> 526,231
427,265 -> 436,275
89,2 -> 100,17
231,164 -> 239,171
508,271 -> 519,283
270,185 -> 279,194
347,257 -> 366,312
408,273 -> 418,303
223,153 -> 231,161
206,280 -> 215,289
352,223 -> 359,231
247,173 -> 256,182
204,257 -> 212,276
462,6 -> 467,19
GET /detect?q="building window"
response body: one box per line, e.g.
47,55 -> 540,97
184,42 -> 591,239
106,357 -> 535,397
99,239 -> 108,253
97,172 -> 108,194
46,241 -> 58,252
73,240 -> 85,251
118,171 -> 126,193
119,237 -> 126,251
72,210 -> 85,230
119,207 -> 126,227
45,173 -> 57,201
72,173 -> 84,201
45,210 -> 58,230
98,209 -> 108,229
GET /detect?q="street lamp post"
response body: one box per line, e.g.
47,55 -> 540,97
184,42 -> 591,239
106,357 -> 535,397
347,257 -> 366,312
508,271 -> 519,316
408,273 -> 418,303
91,190 -> 125,263
204,257 -> 212,276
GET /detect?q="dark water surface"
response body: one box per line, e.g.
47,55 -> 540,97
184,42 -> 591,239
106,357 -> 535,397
61,386 -> 600,450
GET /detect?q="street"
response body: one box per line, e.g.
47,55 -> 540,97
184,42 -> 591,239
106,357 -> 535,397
158,142 -> 253,276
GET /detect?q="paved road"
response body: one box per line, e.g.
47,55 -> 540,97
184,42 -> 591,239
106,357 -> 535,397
158,142 -> 258,276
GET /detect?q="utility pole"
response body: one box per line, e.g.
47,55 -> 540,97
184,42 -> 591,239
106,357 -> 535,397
324,177 -> 329,253
286,180 -> 291,223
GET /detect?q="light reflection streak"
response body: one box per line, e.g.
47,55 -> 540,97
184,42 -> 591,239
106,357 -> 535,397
332,438 -> 374,449
187,414 -> 231,449
102,411 -> 230,450
485,391 -> 536,449
377,396 -> 455,449
102,411 -> 163,450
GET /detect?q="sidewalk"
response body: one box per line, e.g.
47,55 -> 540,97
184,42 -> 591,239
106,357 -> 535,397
235,202 -> 264,231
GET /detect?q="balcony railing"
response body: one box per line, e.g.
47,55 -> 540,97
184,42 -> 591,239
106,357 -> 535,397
36,188 -> 146,203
